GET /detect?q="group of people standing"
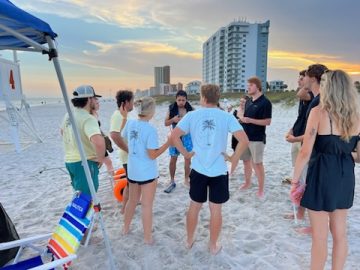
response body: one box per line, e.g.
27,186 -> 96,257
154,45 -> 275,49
286,65 -> 360,270
60,66 -> 360,268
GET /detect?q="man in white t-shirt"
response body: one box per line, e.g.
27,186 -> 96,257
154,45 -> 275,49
110,90 -> 134,214
171,84 -> 249,255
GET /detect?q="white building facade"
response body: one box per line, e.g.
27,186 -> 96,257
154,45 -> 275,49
185,80 -> 201,95
203,20 -> 270,92
269,80 -> 286,91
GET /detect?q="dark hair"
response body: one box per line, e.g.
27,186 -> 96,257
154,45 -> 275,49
247,76 -> 262,91
176,90 -> 187,99
299,70 -> 306,76
116,90 -> 134,108
71,97 -> 89,108
306,64 -> 328,84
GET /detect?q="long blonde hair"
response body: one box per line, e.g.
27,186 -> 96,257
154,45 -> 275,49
320,70 -> 360,141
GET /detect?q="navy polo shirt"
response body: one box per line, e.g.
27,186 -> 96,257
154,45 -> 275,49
305,94 -> 320,120
292,92 -> 314,136
242,94 -> 272,143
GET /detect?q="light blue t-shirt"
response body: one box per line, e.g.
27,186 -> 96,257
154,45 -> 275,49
122,120 -> 159,181
177,108 -> 243,177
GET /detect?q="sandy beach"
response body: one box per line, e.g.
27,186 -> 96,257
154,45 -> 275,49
1,100 -> 359,270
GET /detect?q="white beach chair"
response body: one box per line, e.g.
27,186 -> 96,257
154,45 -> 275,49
0,192 -> 95,270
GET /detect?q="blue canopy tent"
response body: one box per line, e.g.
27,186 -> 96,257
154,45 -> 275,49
0,0 -> 116,268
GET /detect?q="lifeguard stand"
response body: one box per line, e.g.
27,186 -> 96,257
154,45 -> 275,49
0,52 -> 42,152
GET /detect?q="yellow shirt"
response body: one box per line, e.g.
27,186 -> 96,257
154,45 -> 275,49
62,108 -> 101,163
109,110 -> 128,164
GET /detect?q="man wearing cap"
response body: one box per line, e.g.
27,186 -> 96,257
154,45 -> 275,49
61,85 -> 105,196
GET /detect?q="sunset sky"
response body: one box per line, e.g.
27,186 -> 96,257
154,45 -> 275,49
2,0 -> 360,97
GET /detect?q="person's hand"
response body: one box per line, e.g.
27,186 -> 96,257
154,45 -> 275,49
165,134 -> 173,147
289,181 -> 306,206
239,116 -> 251,124
222,152 -> 239,175
286,134 -> 296,143
239,98 -> 246,111
184,151 -> 195,160
227,105 -> 233,112
119,102 -> 128,118
172,115 -> 181,124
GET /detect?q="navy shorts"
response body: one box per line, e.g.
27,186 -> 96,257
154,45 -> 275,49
189,169 -> 229,204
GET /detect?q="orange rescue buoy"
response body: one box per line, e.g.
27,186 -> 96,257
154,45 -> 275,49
113,179 -> 127,202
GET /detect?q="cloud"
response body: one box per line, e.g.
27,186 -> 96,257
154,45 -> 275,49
62,40 -> 202,83
12,0 -> 360,94
268,50 -> 360,75
15,0 -> 159,28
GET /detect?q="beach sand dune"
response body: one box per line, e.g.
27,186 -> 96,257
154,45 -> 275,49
1,101 -> 359,269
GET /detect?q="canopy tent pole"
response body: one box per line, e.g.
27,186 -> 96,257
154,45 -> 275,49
0,24 -> 48,52
45,36 -> 116,270
0,46 -> 43,52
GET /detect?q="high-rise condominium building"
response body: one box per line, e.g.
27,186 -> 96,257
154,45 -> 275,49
154,65 -> 170,90
203,20 -> 270,92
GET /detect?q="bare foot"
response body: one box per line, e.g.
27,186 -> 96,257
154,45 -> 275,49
186,238 -> 195,250
239,183 -> 251,190
256,190 -> 264,198
183,180 -> 190,187
295,226 -> 312,235
144,238 -> 154,245
209,244 -> 222,255
122,227 -> 129,236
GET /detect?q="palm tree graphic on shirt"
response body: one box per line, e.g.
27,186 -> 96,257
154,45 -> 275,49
202,119 -> 215,146
130,130 -> 139,154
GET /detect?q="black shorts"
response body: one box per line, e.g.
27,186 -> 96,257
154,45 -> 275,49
189,169 -> 229,204
128,178 -> 156,185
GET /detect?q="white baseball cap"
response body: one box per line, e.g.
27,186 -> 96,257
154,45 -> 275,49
72,85 -> 102,99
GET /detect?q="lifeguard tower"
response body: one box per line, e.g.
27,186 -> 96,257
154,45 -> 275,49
0,52 -> 42,152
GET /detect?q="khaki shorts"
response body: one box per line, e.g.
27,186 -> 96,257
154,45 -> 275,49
240,141 -> 265,164
291,142 -> 302,167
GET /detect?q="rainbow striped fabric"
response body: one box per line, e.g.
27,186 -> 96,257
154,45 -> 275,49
47,196 -> 94,268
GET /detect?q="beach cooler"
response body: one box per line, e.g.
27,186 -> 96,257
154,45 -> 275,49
0,193 -> 94,270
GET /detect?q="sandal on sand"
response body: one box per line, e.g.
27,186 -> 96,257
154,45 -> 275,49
164,182 -> 176,193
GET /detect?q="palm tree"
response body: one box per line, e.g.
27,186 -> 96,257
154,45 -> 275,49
202,119 -> 215,146
130,130 -> 138,154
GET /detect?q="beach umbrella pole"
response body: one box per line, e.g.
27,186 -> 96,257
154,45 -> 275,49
46,36 -> 116,270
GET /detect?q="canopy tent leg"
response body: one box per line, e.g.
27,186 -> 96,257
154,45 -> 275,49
45,36 -> 116,270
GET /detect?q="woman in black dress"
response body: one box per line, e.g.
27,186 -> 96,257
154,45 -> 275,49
290,70 -> 360,270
